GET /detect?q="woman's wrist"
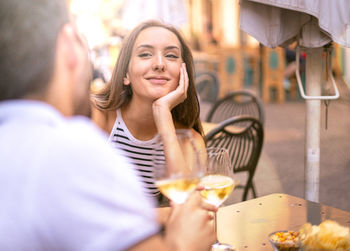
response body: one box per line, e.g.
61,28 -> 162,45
152,102 -> 176,137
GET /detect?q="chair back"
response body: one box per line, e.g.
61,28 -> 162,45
206,90 -> 265,125
195,71 -> 219,103
205,116 -> 264,201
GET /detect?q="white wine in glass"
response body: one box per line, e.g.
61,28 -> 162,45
156,177 -> 199,204
200,147 -> 235,207
199,174 -> 234,207
199,147 -> 236,250
153,129 -> 202,204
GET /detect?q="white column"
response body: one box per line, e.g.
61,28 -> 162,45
304,47 -> 323,202
221,0 -> 239,46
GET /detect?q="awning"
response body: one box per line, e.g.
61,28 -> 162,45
240,0 -> 350,48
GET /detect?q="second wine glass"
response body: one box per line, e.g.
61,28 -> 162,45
200,147 -> 235,207
199,147 -> 236,250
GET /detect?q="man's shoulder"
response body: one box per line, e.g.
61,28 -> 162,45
44,116 -> 123,167
54,116 -> 109,147
40,115 -> 140,192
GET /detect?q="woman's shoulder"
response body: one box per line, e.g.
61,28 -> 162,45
174,123 -> 205,150
190,128 -> 206,153
190,128 -> 205,144
174,122 -> 202,137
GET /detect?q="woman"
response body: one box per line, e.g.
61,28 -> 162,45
91,20 -> 205,218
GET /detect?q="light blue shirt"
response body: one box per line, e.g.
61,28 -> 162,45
0,100 -> 159,251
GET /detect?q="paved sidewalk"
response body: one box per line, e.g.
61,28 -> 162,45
201,78 -> 350,211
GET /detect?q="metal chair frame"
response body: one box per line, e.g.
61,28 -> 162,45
205,116 -> 264,201
206,90 -> 265,125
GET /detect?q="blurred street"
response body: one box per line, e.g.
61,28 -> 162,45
201,78 -> 350,211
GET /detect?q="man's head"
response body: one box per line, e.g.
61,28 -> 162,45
0,0 -> 92,116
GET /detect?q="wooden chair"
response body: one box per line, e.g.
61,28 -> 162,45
262,46 -> 285,103
205,116 -> 264,201
206,90 -> 265,125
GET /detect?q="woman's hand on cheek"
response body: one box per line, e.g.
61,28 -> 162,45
152,63 -> 189,111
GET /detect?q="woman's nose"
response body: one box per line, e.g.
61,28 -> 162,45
152,54 -> 165,71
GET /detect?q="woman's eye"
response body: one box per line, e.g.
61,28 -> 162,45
166,54 -> 179,59
138,53 -> 152,58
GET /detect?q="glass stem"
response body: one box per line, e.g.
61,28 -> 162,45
214,211 -> 219,243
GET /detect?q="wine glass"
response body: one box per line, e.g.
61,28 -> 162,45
199,147 -> 236,250
153,129 -> 202,204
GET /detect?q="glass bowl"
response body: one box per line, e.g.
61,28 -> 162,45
268,230 -> 301,251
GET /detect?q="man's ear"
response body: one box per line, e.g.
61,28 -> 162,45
57,23 -> 78,71
46,23 -> 79,117
123,73 -> 131,85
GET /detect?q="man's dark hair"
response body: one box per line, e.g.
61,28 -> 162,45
0,0 -> 69,100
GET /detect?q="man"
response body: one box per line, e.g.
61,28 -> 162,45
0,0 -> 215,250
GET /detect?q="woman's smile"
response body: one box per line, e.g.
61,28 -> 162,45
146,75 -> 171,85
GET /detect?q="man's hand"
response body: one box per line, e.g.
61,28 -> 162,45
165,192 -> 217,251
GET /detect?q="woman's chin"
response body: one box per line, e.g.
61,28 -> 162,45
152,90 -> 172,100
152,94 -> 166,101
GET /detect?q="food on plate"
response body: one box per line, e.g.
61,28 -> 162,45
300,220 -> 350,251
269,230 -> 300,251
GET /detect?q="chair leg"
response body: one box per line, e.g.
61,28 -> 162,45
242,180 -> 257,201
251,182 -> 257,198
242,186 -> 249,201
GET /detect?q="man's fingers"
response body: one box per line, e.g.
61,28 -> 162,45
201,201 -> 218,213
185,191 -> 218,212
196,184 -> 204,191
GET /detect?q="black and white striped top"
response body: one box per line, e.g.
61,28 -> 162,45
108,109 -> 162,198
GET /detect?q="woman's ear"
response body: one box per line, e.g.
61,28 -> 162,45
123,73 -> 130,85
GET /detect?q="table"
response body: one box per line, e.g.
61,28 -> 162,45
217,193 -> 350,250
202,122 -> 220,135
202,122 -> 241,136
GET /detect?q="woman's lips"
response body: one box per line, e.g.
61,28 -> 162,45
146,77 -> 169,84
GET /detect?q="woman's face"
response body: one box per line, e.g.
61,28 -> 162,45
125,26 -> 183,101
